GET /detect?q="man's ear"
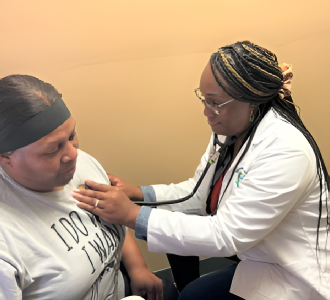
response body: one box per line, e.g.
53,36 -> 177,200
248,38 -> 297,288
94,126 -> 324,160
0,152 -> 13,167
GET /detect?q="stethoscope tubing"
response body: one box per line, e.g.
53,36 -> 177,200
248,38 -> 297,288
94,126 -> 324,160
133,161 -> 213,206
132,121 -> 254,207
133,133 -> 222,206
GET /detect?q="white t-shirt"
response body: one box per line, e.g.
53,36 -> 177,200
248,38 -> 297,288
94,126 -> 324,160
0,149 -> 126,300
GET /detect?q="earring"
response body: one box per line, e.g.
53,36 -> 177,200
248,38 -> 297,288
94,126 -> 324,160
250,105 -> 256,122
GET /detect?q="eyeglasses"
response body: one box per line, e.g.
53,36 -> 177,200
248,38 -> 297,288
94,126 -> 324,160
194,88 -> 234,115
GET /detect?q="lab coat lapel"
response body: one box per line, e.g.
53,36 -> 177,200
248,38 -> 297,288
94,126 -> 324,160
217,109 -> 279,205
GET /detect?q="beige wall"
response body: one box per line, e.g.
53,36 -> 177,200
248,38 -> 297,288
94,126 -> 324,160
1,0 -> 329,271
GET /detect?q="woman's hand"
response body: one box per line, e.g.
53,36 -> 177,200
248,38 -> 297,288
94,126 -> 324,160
71,179 -> 141,229
107,174 -> 144,201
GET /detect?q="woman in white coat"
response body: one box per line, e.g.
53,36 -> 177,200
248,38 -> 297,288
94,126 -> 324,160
72,41 -> 330,300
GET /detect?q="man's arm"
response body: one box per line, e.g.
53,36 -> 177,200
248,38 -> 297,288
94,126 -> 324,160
121,230 -> 163,300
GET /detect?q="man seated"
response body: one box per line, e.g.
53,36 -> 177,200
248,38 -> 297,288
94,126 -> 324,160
0,75 -> 162,300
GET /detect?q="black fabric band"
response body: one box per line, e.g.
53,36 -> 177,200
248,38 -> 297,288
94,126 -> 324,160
0,98 -> 71,153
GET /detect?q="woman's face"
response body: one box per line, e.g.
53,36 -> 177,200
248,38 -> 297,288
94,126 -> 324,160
200,62 -> 253,137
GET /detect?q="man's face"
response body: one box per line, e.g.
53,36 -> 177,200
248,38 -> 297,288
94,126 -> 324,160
0,117 -> 79,192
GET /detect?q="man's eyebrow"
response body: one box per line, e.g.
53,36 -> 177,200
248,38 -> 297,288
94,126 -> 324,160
71,122 -> 76,135
44,122 -> 76,147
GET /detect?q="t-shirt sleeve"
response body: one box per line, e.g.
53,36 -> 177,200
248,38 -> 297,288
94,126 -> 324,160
0,259 -> 22,300
74,149 -> 109,185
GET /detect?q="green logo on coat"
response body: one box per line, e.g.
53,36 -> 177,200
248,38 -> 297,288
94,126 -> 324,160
235,168 -> 247,187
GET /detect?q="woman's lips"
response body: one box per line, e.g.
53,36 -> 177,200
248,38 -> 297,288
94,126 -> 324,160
208,120 -> 219,126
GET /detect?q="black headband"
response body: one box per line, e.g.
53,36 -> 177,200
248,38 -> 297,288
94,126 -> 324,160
0,98 -> 71,153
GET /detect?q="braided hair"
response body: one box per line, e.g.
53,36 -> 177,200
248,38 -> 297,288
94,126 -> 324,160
210,41 -> 329,255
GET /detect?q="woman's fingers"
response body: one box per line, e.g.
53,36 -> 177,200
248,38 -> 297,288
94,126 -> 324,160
75,200 -> 99,212
73,182 -> 110,199
71,190 -> 103,208
72,180 -> 141,228
106,174 -> 123,187
85,179 -> 110,192
107,173 -> 115,182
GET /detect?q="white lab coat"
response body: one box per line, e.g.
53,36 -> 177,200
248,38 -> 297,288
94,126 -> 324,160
146,109 -> 329,299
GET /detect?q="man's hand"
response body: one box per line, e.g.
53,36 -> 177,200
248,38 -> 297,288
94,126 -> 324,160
129,267 -> 163,300
122,230 -> 163,300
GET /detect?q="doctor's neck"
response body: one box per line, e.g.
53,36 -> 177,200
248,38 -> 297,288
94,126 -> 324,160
232,123 -> 255,159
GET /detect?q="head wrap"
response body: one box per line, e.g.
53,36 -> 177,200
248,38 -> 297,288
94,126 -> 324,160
0,98 -> 71,153
210,41 -> 285,104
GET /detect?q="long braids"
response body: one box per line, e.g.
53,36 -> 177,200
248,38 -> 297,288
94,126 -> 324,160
271,96 -> 329,254
210,41 -> 329,254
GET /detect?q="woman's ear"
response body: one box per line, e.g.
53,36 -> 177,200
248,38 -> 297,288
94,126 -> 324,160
249,104 -> 258,123
249,104 -> 255,116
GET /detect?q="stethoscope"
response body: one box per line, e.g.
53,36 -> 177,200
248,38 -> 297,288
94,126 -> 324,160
133,133 -> 237,206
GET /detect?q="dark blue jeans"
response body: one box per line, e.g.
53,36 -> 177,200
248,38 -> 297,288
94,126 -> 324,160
178,263 -> 243,300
